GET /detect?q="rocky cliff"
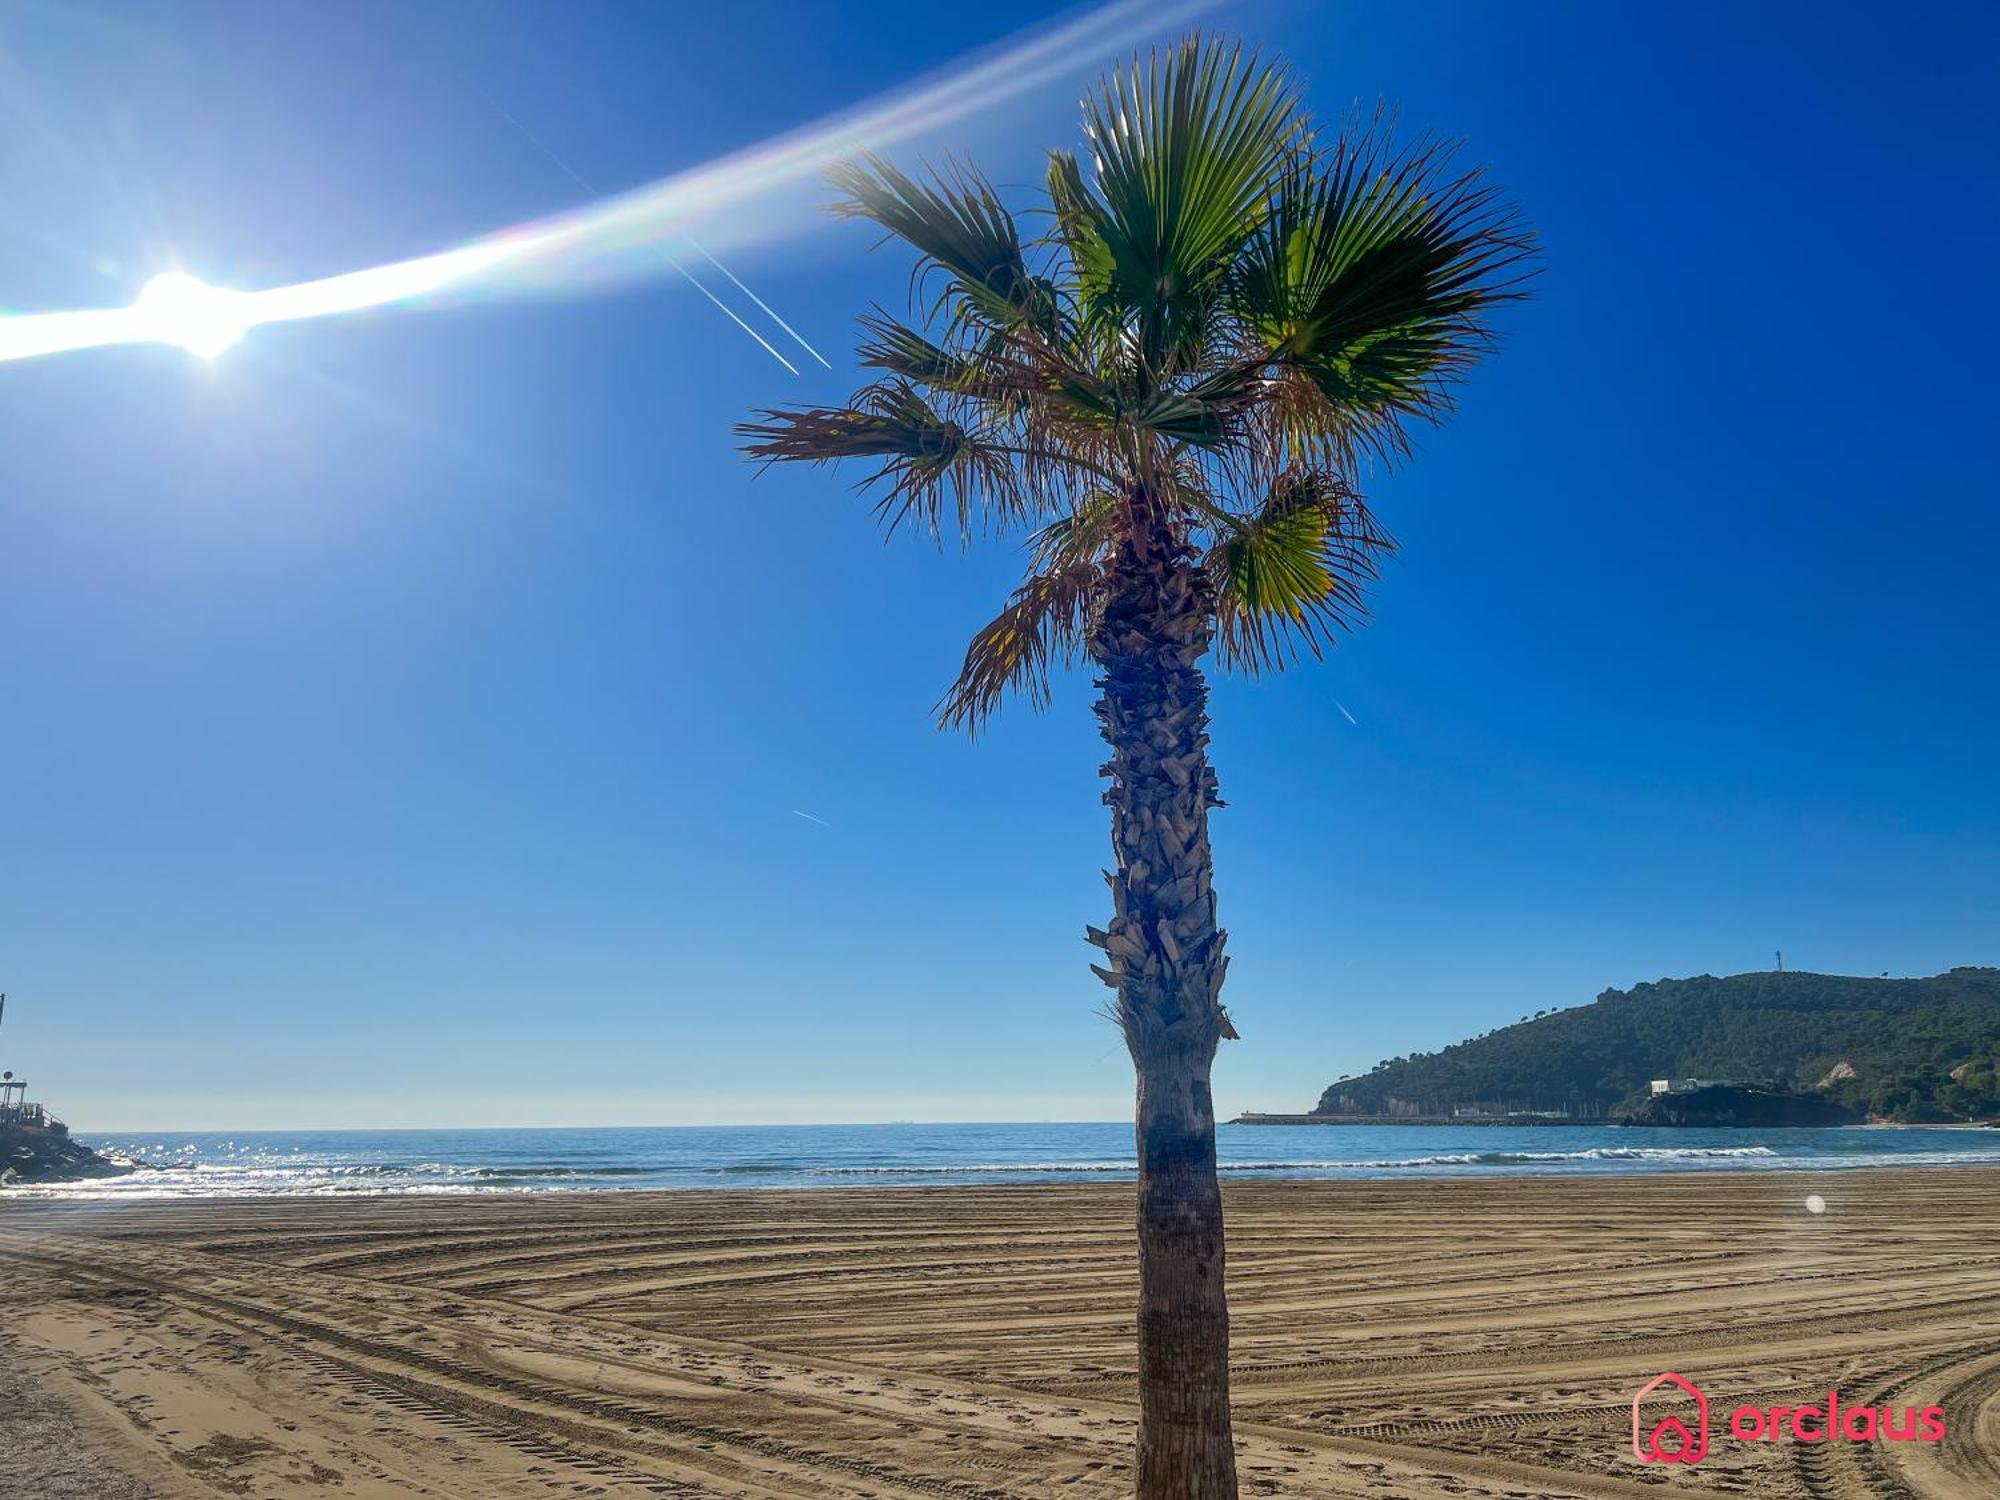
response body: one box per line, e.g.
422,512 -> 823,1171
1313,968 -> 2000,1122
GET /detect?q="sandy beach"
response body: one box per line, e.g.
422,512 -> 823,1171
2,1167 -> 1996,1498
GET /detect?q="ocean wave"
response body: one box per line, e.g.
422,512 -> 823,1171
13,1125 -> 2000,1202
458,1165 -> 660,1179
104,1160 -> 663,1182
791,1161 -> 1134,1175
721,1145 -> 1790,1176
1365,1145 -> 1785,1168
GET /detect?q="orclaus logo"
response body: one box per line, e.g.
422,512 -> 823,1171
1632,1372 -> 1945,1464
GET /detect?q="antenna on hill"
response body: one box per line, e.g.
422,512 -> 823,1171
1776,951 -> 1785,973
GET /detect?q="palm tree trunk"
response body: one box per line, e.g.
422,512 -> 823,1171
1090,493 -> 1237,1499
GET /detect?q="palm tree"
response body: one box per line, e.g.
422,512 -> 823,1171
739,35 -> 1530,1497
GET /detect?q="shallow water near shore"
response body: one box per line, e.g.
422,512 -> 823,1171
7,1120 -> 1997,1199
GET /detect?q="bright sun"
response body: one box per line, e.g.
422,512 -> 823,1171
133,272 -> 252,358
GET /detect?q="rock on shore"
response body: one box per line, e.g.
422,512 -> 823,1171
1,1122 -> 134,1185
1619,1084 -> 1863,1127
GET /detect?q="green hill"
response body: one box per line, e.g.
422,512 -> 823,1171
1313,967 -> 2000,1124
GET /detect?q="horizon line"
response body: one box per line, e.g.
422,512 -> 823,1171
72,1117 -> 1142,1135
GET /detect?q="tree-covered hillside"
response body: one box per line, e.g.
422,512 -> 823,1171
1314,968 -> 2000,1122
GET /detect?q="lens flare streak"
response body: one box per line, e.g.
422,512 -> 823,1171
0,0 -> 1210,367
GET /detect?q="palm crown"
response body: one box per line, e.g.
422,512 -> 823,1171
740,35 -> 1533,727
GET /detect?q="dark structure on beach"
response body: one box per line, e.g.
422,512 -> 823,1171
0,994 -> 131,1184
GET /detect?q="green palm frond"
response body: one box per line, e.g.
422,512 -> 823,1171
938,560 -> 1101,730
830,155 -> 1052,335
854,310 -> 981,390
1045,150 -> 1116,320
1229,123 -> 1535,465
1066,36 -> 1303,368
862,317 -> 1127,472
1131,387 -> 1235,447
738,381 -> 1026,540
852,310 -> 1129,456
1208,471 -> 1395,672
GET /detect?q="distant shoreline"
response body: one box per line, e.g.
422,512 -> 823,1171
1230,1112 -> 1605,1126
1232,1111 -> 2000,1129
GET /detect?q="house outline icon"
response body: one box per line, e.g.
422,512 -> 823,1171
1631,1371 -> 1709,1464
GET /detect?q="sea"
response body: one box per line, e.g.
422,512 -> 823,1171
4,1121 -> 1998,1200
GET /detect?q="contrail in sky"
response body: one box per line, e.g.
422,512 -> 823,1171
791,810 -> 831,827
689,239 -> 832,369
662,250 -> 799,373
1335,700 -> 1359,726
0,0 -> 1215,365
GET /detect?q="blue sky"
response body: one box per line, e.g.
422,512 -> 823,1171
2,0 -> 1994,1130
